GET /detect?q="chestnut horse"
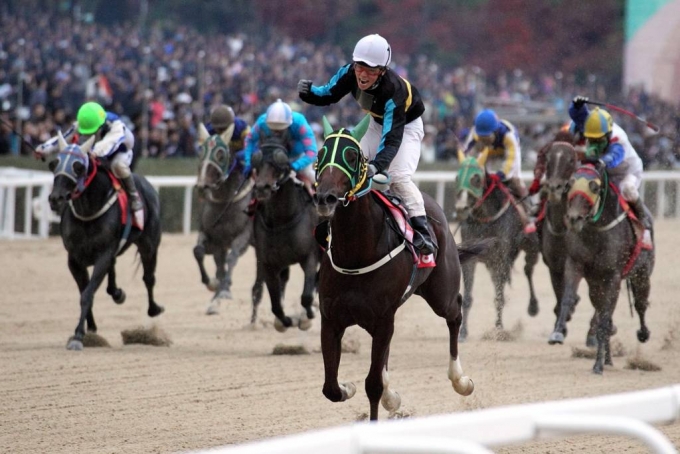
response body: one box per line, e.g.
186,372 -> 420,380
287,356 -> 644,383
313,116 -> 484,420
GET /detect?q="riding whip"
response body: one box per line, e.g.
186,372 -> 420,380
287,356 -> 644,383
584,100 -> 661,134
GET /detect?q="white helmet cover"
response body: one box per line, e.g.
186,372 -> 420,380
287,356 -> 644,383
352,34 -> 391,68
265,99 -> 293,131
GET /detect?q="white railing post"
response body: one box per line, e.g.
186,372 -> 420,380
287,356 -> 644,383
23,184 -> 32,236
183,185 -> 193,235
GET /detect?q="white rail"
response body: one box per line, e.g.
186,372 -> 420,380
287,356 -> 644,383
187,385 -> 680,454
2,169 -> 680,239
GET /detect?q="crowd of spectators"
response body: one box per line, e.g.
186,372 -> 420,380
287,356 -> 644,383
1,8 -> 679,171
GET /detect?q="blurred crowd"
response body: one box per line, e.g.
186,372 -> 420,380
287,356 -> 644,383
1,9 -> 679,170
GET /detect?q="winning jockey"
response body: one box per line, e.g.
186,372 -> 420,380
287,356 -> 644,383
297,33 -> 435,255
568,96 -> 652,248
462,109 -> 536,234
206,104 -> 250,154
35,101 -> 144,229
243,99 -> 317,196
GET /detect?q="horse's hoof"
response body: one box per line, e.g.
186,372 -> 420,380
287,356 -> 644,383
298,316 -> 313,331
453,376 -> 474,396
637,328 -> 650,343
548,331 -> 565,345
148,304 -> 164,317
528,299 -> 539,317
112,289 -> 126,305
215,289 -> 232,300
207,278 -> 219,292
66,337 -> 84,351
611,324 -> 618,336
340,382 -> 356,400
273,317 -> 289,333
206,299 -> 220,315
592,364 -> 603,375
458,333 -> 467,343
585,335 -> 597,348
381,390 -> 401,412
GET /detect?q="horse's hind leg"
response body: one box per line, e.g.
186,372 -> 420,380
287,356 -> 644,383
459,259 -> 476,342
320,316 -> 355,404
250,266 -> 264,325
366,318 -> 396,421
106,261 -> 126,305
489,264 -> 509,330
524,243 -> 540,317
138,240 -> 164,317
630,273 -> 651,343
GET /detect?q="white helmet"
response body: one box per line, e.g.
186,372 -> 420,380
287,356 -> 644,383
265,99 -> 293,131
353,34 -> 391,68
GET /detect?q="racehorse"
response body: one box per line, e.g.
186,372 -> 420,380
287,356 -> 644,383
453,156 -> 541,341
549,163 -> 654,374
47,133 -> 163,350
313,116 -> 483,421
250,137 -> 319,331
193,123 -> 263,319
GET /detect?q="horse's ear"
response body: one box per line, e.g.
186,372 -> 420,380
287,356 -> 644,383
80,135 -> 96,154
57,131 -> 67,151
198,123 -> 210,145
322,116 -> 333,139
457,149 -> 465,163
350,115 -> 371,142
220,123 -> 235,145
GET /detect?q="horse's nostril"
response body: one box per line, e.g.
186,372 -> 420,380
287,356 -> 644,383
326,195 -> 338,205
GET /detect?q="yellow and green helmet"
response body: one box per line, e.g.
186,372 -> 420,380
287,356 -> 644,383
583,107 -> 613,139
77,102 -> 107,135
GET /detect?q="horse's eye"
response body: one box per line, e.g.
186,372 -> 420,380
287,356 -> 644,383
588,180 -> 600,193
471,174 -> 482,188
215,148 -> 226,163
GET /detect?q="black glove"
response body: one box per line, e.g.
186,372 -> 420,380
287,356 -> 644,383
297,79 -> 313,96
572,95 -> 589,110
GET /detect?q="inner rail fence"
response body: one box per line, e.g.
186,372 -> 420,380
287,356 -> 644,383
185,385 -> 680,454
3,167 -> 680,239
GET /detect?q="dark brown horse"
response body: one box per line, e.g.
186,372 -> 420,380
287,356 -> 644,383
193,123 -> 262,319
549,163 -> 654,374
313,116 -> 484,421
453,157 -> 541,341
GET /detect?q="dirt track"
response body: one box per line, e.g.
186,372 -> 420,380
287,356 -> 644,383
1,221 -> 679,453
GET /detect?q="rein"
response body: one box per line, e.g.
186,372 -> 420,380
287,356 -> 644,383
468,174 -> 514,223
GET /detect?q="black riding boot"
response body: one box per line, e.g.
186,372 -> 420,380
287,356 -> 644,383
121,175 -> 144,228
410,215 -> 435,255
630,198 -> 653,248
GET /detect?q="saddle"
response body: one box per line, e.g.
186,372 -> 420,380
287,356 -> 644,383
371,190 -> 436,268
102,168 -> 142,232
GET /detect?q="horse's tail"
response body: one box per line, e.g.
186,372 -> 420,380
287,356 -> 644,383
457,238 -> 495,264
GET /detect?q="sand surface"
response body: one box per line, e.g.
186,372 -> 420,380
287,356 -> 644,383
1,221 -> 679,453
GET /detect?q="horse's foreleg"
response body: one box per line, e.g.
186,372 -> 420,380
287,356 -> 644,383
590,278 -> 620,374
250,265 -> 264,325
224,228 -> 251,294
459,259 -> 476,342
138,241 -> 164,318
106,261 -> 126,305
549,258 -> 582,345
489,265 -> 508,330
320,316 -> 354,403
265,266 -> 293,331
549,268 -> 565,319
68,256 -> 95,334
67,252 -> 112,350
298,257 -> 318,330
212,248 -> 230,299
193,232 -> 215,290
630,274 -> 651,343
524,246 -> 540,317
366,319 -> 396,421
279,267 -> 290,303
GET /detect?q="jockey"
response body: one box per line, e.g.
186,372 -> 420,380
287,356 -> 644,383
568,96 -> 652,247
462,109 -> 536,234
35,101 -> 144,229
206,104 -> 250,154
243,99 -> 317,196
297,33 -> 435,255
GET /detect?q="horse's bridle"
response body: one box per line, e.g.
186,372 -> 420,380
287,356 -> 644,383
316,128 -> 369,204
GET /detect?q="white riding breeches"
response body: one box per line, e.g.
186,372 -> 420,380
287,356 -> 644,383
615,172 -> 642,201
360,117 -> 426,217
110,150 -> 134,179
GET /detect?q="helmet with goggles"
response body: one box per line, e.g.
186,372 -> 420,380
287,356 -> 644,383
352,34 -> 391,68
